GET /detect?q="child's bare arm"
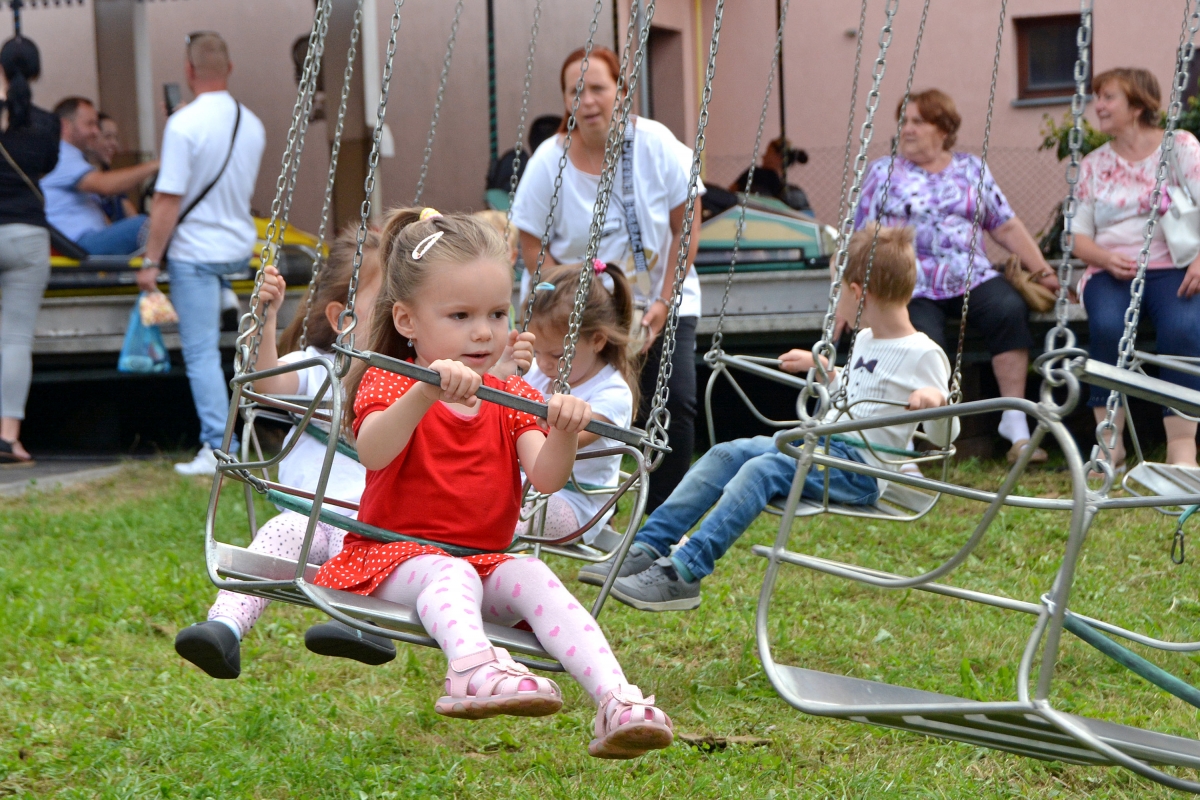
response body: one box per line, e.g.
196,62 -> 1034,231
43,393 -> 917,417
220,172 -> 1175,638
907,387 -> 947,410
517,394 -> 592,493
249,266 -> 300,395
356,360 -> 480,469
778,348 -> 834,377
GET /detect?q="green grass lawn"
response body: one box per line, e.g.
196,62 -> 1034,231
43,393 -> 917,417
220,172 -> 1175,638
3,457 -> 1200,798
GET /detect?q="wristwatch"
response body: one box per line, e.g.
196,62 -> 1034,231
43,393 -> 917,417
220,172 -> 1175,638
650,297 -> 670,310
140,258 -> 160,271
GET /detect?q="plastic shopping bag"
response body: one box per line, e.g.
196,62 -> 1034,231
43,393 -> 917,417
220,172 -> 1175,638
139,290 -> 179,326
117,303 -> 171,374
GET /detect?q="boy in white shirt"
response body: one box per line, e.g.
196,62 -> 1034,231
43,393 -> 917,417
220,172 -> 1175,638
583,226 -> 958,611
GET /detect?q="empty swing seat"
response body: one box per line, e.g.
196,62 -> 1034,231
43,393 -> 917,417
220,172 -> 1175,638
1125,463 -> 1200,509
763,663 -> 1200,768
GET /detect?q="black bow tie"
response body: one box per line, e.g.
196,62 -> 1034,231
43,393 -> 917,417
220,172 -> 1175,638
854,357 -> 878,373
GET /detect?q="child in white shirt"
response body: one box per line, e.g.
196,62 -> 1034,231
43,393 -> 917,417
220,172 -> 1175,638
591,226 -> 959,611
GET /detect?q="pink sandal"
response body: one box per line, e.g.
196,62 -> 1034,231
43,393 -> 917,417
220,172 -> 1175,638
434,646 -> 562,720
588,684 -> 673,759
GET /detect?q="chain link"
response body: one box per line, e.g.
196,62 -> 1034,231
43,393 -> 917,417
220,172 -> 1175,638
643,0 -> 724,455
518,0 -> 606,334
412,0 -> 464,205
836,0 -> 869,229
810,0 -> 899,385
552,0 -> 654,393
948,0 -> 1007,404
506,0 -> 543,222
335,0 -> 405,364
301,0 -> 365,351
705,0 -> 789,357
839,0 -> 929,406
1093,0 -> 1200,468
235,0 -> 332,376
1047,0 -> 1092,351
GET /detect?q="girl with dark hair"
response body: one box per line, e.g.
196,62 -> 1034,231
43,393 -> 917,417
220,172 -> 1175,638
0,36 -> 59,464
510,45 -> 703,513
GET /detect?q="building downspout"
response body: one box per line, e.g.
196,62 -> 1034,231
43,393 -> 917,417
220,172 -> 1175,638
133,0 -> 156,158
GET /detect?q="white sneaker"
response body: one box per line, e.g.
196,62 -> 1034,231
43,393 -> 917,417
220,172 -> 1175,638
174,444 -> 218,476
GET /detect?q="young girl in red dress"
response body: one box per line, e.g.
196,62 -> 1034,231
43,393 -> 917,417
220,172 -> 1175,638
313,207 -> 672,759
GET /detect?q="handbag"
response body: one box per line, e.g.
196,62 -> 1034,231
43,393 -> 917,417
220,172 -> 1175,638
1160,145 -> 1200,267
117,304 -> 171,374
1002,254 -> 1056,314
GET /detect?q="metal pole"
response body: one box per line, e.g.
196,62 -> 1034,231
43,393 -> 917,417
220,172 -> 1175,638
486,0 -> 499,163
635,0 -> 651,117
776,0 -> 786,141
10,0 -> 22,37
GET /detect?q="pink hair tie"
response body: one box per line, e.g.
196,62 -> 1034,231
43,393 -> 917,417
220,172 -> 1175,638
593,258 -> 606,273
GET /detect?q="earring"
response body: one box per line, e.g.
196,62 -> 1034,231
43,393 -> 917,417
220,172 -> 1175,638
407,338 -> 413,347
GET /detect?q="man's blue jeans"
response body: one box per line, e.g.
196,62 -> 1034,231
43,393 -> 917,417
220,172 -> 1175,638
168,259 -> 247,451
76,215 -> 147,255
635,436 -> 880,580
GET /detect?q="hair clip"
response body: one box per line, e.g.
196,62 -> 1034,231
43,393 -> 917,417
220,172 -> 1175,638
412,231 -> 444,260
419,207 -> 443,221
534,281 -> 556,292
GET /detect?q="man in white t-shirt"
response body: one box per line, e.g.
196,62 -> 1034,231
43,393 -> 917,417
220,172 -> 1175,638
137,32 -> 266,476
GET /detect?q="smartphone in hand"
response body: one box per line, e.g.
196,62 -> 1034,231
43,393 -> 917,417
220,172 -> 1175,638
163,83 -> 182,116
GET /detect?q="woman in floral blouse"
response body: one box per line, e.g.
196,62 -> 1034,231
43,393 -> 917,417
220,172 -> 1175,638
855,89 -> 1059,464
1073,68 -> 1200,472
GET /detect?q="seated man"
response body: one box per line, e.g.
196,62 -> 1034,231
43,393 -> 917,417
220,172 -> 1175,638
41,97 -> 158,255
581,225 -> 959,610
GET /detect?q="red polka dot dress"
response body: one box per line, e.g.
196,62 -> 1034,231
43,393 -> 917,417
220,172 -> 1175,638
314,366 -> 544,595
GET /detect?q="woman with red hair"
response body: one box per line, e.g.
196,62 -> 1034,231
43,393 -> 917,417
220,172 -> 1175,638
511,46 -> 702,513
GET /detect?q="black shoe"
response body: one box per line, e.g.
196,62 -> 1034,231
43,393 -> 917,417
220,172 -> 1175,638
175,621 -> 241,679
304,620 -> 397,665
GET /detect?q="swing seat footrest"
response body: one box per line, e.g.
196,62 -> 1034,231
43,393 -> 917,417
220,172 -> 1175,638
771,665 -> 1200,768
212,543 -> 562,670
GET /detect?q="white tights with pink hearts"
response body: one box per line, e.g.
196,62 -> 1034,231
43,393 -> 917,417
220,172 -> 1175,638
372,554 -> 627,704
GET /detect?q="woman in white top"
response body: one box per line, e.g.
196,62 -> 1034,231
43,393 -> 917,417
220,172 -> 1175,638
510,45 -> 702,513
1073,68 -> 1200,471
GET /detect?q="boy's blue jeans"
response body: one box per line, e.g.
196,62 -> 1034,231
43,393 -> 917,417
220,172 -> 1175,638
634,435 -> 880,581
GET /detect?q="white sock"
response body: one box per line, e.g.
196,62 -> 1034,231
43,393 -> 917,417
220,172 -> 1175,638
998,409 -> 1031,444
213,616 -> 243,641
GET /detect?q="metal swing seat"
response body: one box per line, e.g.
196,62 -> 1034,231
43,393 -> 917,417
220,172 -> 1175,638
752,0 -> 1200,791
700,0 -> 946,525
200,0 -> 693,671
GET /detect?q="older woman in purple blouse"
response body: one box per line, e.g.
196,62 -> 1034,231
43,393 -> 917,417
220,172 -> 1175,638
855,89 -> 1059,463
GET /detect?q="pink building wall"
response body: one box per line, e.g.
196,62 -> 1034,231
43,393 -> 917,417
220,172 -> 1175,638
2,0 -> 1188,241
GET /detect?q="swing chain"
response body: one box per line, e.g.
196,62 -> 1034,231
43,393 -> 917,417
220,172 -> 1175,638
1046,0 -> 1092,352
948,0 -> 1007,405
838,0 -> 929,407
236,0 -> 332,377
553,0 -> 654,393
301,0 -> 365,351
336,0 -> 405,362
506,0 -> 543,222
1092,0 -> 1200,473
413,0 -> 465,205
835,0 -> 869,230
645,0 -> 724,455
810,0 -> 899,392
1175,505 -> 1198,565
706,0 -> 789,358
519,0 -> 605,334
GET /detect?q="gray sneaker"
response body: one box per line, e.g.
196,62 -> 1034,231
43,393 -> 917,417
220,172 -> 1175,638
577,545 -> 657,587
610,558 -> 701,611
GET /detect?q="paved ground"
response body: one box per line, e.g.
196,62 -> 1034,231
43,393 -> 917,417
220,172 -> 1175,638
0,455 -> 128,498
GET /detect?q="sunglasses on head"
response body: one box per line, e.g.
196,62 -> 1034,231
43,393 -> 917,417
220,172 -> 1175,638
185,31 -> 220,45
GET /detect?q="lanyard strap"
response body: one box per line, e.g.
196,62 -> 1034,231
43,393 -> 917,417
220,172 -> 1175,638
619,120 -> 651,293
